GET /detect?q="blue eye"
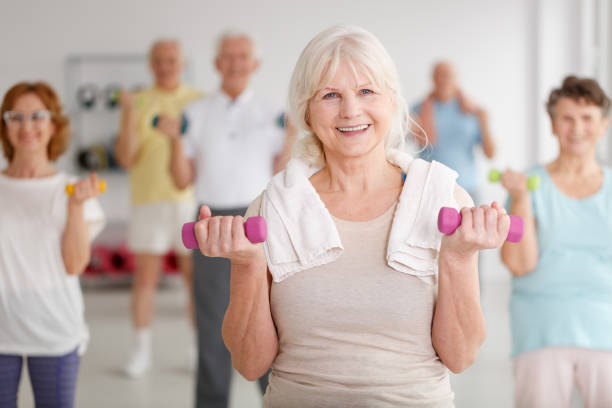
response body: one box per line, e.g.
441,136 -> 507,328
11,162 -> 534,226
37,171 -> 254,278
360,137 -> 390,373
323,92 -> 339,99
360,89 -> 374,95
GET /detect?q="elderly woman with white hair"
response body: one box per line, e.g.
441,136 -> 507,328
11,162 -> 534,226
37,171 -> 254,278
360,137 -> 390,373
191,26 -> 510,407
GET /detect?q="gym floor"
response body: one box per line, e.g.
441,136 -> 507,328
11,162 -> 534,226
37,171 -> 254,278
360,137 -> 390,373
17,278 -> 582,408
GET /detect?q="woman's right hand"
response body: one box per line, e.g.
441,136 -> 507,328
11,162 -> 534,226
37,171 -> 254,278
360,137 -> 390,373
500,169 -> 529,202
194,205 -> 266,269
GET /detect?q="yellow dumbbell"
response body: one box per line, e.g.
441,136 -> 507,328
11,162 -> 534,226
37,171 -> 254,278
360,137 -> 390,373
65,180 -> 107,196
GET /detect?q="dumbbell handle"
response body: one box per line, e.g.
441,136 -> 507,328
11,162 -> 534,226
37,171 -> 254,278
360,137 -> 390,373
489,169 -> 540,191
182,216 -> 267,249
152,114 -> 188,134
65,180 -> 107,196
437,207 -> 524,243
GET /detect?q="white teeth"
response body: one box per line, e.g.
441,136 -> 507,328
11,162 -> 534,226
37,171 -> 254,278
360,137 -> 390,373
338,124 -> 369,132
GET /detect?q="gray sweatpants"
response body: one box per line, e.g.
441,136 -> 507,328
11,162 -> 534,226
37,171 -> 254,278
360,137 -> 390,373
193,206 -> 269,408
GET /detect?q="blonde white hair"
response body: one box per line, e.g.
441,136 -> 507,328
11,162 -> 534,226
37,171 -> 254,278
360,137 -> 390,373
288,25 -> 411,165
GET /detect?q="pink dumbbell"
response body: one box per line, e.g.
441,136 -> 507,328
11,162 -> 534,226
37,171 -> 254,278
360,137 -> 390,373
182,216 -> 267,249
437,207 -> 524,243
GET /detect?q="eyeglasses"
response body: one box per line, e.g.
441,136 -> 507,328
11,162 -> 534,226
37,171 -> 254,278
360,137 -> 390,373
2,110 -> 52,128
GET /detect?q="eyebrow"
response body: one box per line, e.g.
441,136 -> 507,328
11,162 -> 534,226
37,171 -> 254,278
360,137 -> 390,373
320,83 -> 375,92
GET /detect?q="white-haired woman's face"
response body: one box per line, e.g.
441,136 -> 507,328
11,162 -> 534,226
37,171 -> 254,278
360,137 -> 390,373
308,61 -> 393,162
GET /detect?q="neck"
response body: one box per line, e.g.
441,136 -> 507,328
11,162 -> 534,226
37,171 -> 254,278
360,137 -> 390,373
433,89 -> 457,103
221,84 -> 247,100
155,81 -> 180,92
318,145 -> 398,194
4,152 -> 54,178
551,151 -> 600,176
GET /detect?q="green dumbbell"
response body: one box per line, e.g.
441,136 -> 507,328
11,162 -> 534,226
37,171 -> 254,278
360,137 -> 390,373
106,87 -> 121,109
489,169 -> 540,191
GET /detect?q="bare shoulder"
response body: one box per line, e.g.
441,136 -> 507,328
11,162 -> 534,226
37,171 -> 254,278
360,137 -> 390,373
453,184 -> 474,209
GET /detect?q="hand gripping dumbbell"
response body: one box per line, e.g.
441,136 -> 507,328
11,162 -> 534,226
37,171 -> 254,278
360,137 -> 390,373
437,207 -> 524,243
182,216 -> 267,249
152,114 -> 189,135
489,169 -> 540,191
65,180 -> 107,196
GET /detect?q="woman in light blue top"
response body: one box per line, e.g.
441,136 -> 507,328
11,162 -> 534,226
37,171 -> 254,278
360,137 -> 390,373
501,76 -> 612,408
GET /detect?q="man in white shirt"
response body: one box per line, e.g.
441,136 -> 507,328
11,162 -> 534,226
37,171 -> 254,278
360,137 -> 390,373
158,30 -> 290,407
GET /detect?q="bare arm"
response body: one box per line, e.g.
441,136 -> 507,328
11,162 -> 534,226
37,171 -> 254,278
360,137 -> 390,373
156,115 -> 195,189
500,170 -> 539,276
114,91 -> 140,169
223,264 -> 279,380
477,108 -> 495,159
432,187 -> 509,373
193,206 -> 278,380
62,173 -> 100,275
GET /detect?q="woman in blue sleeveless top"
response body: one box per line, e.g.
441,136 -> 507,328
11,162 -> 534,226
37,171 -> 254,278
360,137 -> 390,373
500,76 -> 612,408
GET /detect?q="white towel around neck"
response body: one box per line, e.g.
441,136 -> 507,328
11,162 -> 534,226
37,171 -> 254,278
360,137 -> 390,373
260,149 -> 458,283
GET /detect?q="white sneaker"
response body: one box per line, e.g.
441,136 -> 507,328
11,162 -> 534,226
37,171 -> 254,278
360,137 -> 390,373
124,346 -> 152,378
123,328 -> 153,378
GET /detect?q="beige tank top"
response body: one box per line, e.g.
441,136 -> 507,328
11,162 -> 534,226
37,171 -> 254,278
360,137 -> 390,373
259,200 -> 454,408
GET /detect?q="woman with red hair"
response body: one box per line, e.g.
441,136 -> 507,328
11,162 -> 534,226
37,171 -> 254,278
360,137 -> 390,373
0,82 -> 105,407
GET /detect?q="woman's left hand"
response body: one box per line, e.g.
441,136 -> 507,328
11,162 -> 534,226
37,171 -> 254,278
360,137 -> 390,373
69,172 -> 101,207
440,202 -> 510,261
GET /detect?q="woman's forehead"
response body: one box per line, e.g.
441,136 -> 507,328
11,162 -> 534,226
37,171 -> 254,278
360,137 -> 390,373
317,60 -> 377,90
13,93 -> 46,110
556,97 -> 602,112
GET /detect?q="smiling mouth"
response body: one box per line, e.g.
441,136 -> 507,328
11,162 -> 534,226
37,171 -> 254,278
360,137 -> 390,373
336,124 -> 371,134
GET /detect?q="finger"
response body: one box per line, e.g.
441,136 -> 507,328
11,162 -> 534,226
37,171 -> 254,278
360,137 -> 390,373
199,205 -> 211,220
231,215 -> 245,242
219,216 -> 233,251
78,181 -> 93,200
473,206 -> 485,232
160,117 -> 172,128
491,201 -> 507,215
90,172 -> 99,194
497,213 -> 511,237
460,207 -> 473,233
194,219 -> 209,249
485,206 -> 498,235
207,217 -> 221,250
74,180 -> 86,200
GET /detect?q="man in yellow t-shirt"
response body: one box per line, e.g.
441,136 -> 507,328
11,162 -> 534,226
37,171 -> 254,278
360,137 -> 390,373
114,39 -> 202,378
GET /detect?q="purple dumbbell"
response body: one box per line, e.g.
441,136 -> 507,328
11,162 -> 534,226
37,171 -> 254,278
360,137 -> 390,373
181,216 -> 267,249
437,207 -> 524,243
